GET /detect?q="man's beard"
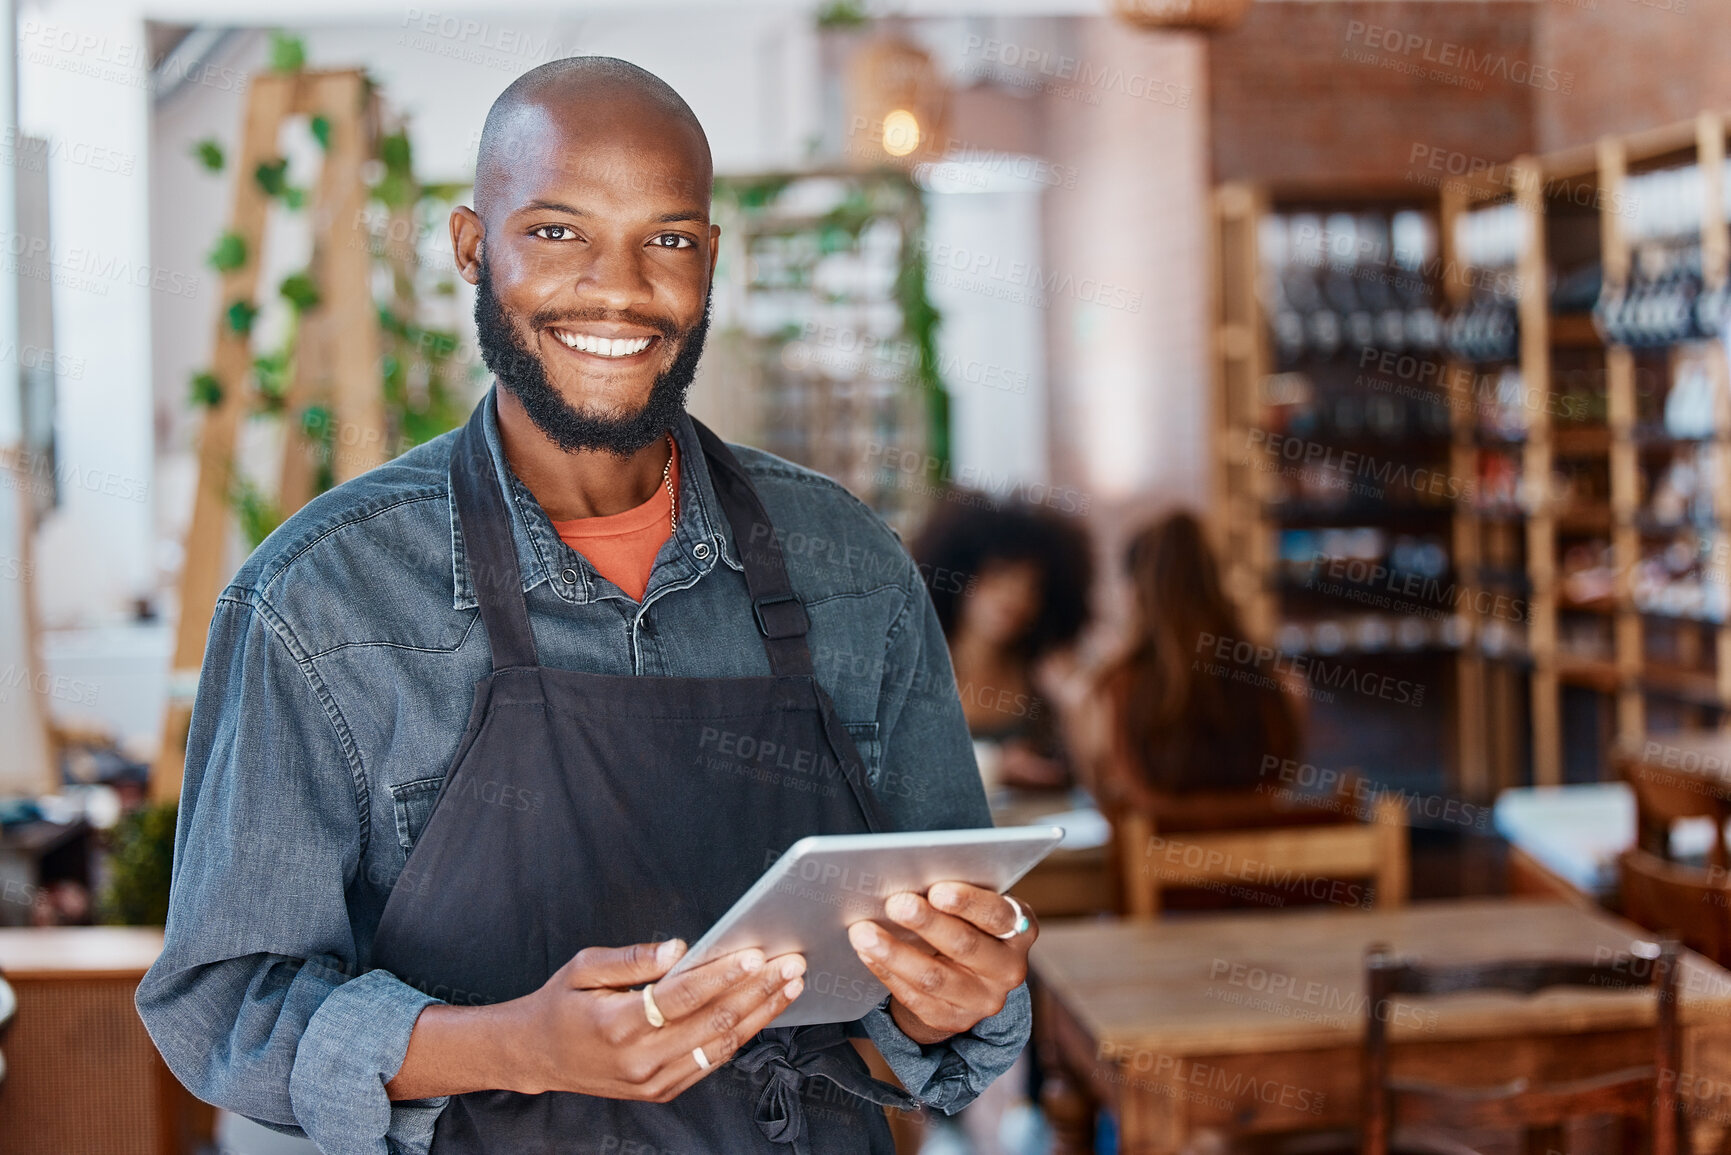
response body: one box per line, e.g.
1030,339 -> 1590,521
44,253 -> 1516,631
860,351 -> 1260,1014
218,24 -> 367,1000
473,259 -> 711,457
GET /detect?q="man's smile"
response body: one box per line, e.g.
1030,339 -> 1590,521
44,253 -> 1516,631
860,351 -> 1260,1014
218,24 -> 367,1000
545,325 -> 660,360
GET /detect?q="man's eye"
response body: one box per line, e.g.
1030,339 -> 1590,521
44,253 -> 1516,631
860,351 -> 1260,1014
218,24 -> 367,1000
651,234 -> 695,249
533,224 -> 576,240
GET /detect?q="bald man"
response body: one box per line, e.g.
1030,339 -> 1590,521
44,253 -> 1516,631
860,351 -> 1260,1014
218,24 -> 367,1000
138,58 -> 1034,1154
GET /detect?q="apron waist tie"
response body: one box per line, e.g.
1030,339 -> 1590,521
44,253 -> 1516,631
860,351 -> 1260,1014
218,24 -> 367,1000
732,1024 -> 919,1154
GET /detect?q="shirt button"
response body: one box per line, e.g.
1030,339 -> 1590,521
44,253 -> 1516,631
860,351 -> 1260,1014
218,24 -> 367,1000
694,542 -> 712,560
561,567 -> 579,584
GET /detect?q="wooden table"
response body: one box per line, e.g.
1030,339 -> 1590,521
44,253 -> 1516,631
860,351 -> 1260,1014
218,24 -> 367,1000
0,927 -> 211,1155
1031,898 -> 1731,1154
991,788 -> 1115,918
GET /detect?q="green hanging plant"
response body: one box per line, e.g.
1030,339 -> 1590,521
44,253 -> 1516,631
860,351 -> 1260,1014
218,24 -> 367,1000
279,271 -> 321,312
252,347 -> 292,409
309,114 -> 331,151
230,477 -> 283,549
895,216 -> 949,478
192,138 -> 225,172
816,1 -> 870,29
372,130 -> 418,209
254,157 -> 290,198
283,186 -> 307,210
300,404 -> 337,494
189,370 -> 223,408
269,31 -> 306,73
207,231 -> 247,273
225,299 -> 258,335
100,803 -> 177,926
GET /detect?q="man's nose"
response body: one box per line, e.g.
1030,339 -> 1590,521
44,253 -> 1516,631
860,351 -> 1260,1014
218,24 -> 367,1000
578,243 -> 654,311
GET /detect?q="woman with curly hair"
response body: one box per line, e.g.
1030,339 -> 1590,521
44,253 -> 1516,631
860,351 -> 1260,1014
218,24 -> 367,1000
910,495 -> 1093,790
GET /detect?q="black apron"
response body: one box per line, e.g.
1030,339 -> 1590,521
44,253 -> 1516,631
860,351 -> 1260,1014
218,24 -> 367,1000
371,402 -> 918,1153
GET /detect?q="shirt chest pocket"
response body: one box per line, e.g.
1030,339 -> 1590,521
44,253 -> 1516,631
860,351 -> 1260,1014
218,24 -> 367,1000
389,776 -> 445,854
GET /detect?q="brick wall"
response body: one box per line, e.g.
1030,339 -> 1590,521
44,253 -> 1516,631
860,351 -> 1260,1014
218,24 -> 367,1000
1212,0 -> 1731,185
1533,0 -> 1731,152
1210,2 -> 1539,186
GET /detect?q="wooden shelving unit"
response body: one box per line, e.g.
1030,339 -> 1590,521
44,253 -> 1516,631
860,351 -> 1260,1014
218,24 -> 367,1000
705,171 -> 937,537
1496,111 -> 1731,784
1216,110 -> 1731,794
1211,182 -> 1475,797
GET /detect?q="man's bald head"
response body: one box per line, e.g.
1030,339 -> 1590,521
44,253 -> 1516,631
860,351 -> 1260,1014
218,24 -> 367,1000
474,57 -> 712,222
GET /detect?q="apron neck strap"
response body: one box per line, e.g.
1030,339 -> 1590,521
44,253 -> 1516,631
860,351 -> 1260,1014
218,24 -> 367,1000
453,403 -> 818,679
689,419 -> 815,678
452,401 -> 540,672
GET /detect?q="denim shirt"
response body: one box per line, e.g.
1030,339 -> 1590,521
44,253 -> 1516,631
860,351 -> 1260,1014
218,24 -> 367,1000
135,391 -> 1029,1154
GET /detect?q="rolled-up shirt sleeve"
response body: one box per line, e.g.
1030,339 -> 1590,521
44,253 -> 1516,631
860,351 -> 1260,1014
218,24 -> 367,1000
857,563 -> 1033,1113
135,594 -> 448,1154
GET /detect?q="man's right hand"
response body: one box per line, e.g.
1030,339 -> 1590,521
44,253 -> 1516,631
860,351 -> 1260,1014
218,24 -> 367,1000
386,940 -> 805,1103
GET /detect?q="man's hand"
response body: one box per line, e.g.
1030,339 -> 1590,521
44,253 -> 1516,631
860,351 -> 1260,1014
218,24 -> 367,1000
847,882 -> 1036,1046
387,939 -> 805,1103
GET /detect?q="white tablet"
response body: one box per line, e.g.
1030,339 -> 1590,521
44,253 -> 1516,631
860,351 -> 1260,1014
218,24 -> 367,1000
663,825 -> 1065,1027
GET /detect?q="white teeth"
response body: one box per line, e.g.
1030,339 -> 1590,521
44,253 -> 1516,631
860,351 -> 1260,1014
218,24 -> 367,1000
554,330 -> 653,357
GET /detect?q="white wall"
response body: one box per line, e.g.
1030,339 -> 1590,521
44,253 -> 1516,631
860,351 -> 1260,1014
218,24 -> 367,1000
17,0 -> 158,628
921,159 -> 1050,494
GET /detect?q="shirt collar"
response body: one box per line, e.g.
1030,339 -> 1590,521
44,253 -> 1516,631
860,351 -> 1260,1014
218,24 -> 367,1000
448,386 -> 744,611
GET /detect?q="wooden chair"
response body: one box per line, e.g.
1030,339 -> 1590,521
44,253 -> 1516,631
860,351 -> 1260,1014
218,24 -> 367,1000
1114,790 -> 1409,917
1620,846 -> 1731,967
1620,758 -> 1731,871
1362,938 -> 1682,1155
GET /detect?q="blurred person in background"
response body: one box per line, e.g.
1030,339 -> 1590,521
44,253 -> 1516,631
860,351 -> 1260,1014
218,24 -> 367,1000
911,496 -> 1093,793
1087,511 -> 1303,817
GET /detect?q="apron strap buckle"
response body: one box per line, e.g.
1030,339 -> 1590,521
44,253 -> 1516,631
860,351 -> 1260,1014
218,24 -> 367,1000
753,593 -> 810,641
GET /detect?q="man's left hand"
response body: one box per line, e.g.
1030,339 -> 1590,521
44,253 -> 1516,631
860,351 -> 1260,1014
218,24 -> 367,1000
848,882 -> 1036,1046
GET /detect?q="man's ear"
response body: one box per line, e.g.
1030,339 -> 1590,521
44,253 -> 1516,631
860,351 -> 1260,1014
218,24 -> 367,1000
451,205 -> 484,285
709,222 -> 721,279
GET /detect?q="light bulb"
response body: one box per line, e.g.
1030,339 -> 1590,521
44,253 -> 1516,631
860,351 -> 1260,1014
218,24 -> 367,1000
882,109 -> 921,158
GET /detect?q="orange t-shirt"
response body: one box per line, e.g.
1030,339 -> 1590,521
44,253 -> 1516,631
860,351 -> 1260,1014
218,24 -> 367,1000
550,441 -> 679,602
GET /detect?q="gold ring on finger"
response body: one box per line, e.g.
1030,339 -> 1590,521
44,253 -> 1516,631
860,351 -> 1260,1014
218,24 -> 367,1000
642,984 -> 667,1029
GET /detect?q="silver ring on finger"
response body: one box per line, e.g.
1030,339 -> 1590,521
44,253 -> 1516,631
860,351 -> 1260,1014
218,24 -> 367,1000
693,1045 -> 712,1071
995,895 -> 1031,940
642,984 -> 667,1029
